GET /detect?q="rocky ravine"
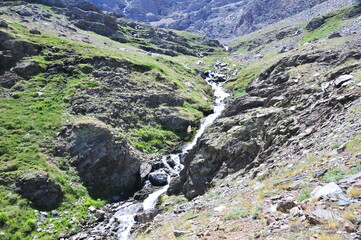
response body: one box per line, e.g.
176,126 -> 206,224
130,4 -> 361,240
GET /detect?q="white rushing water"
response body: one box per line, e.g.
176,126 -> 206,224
183,79 -> 229,152
143,185 -> 169,211
123,0 -> 131,14
89,74 -> 230,240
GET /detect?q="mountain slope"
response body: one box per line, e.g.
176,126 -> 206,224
88,0 -> 355,40
135,3 -> 361,240
0,1 -> 223,239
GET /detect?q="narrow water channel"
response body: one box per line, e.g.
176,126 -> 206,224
78,70 -> 230,240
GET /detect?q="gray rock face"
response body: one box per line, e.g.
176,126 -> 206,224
68,119 -> 142,198
88,0 -> 331,39
15,172 -> 63,210
170,49 -> 361,200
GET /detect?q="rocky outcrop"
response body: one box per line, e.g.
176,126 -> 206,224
171,49 -> 361,199
0,30 -> 40,73
15,172 -> 63,210
67,119 -> 142,198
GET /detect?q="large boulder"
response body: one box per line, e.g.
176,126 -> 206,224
68,119 -> 142,198
16,172 -> 63,210
148,171 -> 168,186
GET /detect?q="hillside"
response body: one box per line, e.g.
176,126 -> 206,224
0,1 -> 223,239
0,0 -> 361,240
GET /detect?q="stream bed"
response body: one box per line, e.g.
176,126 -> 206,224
70,64 -> 230,240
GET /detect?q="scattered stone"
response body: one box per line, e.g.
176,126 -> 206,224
173,230 -> 191,237
339,171 -> 361,184
135,209 -> 160,223
50,210 -> 59,216
15,7 -> 33,17
95,210 -> 105,221
328,32 -> 342,39
337,142 -> 347,153
333,75 -> 353,88
311,182 -> 343,199
344,220 -> 356,233
276,201 -> 296,213
311,208 -> 341,221
274,175 -> 304,186
354,179 -> 361,188
0,72 -> 22,88
88,206 -> 96,213
313,169 -> 328,178
338,194 -> 351,206
286,180 -> 303,190
30,28 -> 41,35
290,207 -> 302,217
270,194 -> 283,201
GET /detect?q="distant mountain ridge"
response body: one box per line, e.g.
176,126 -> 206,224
86,0 -> 354,40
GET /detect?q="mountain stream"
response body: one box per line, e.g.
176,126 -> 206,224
72,64 -> 230,240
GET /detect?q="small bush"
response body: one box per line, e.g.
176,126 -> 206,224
224,209 -> 249,221
24,219 -> 37,233
321,168 -> 345,182
251,206 -> 261,219
298,189 -> 311,202
84,81 -> 100,88
0,212 -> 9,226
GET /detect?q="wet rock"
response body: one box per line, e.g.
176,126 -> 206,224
15,171 -> 63,210
30,28 -> 41,35
148,171 -> 168,186
311,182 -> 343,199
276,201 -> 296,213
